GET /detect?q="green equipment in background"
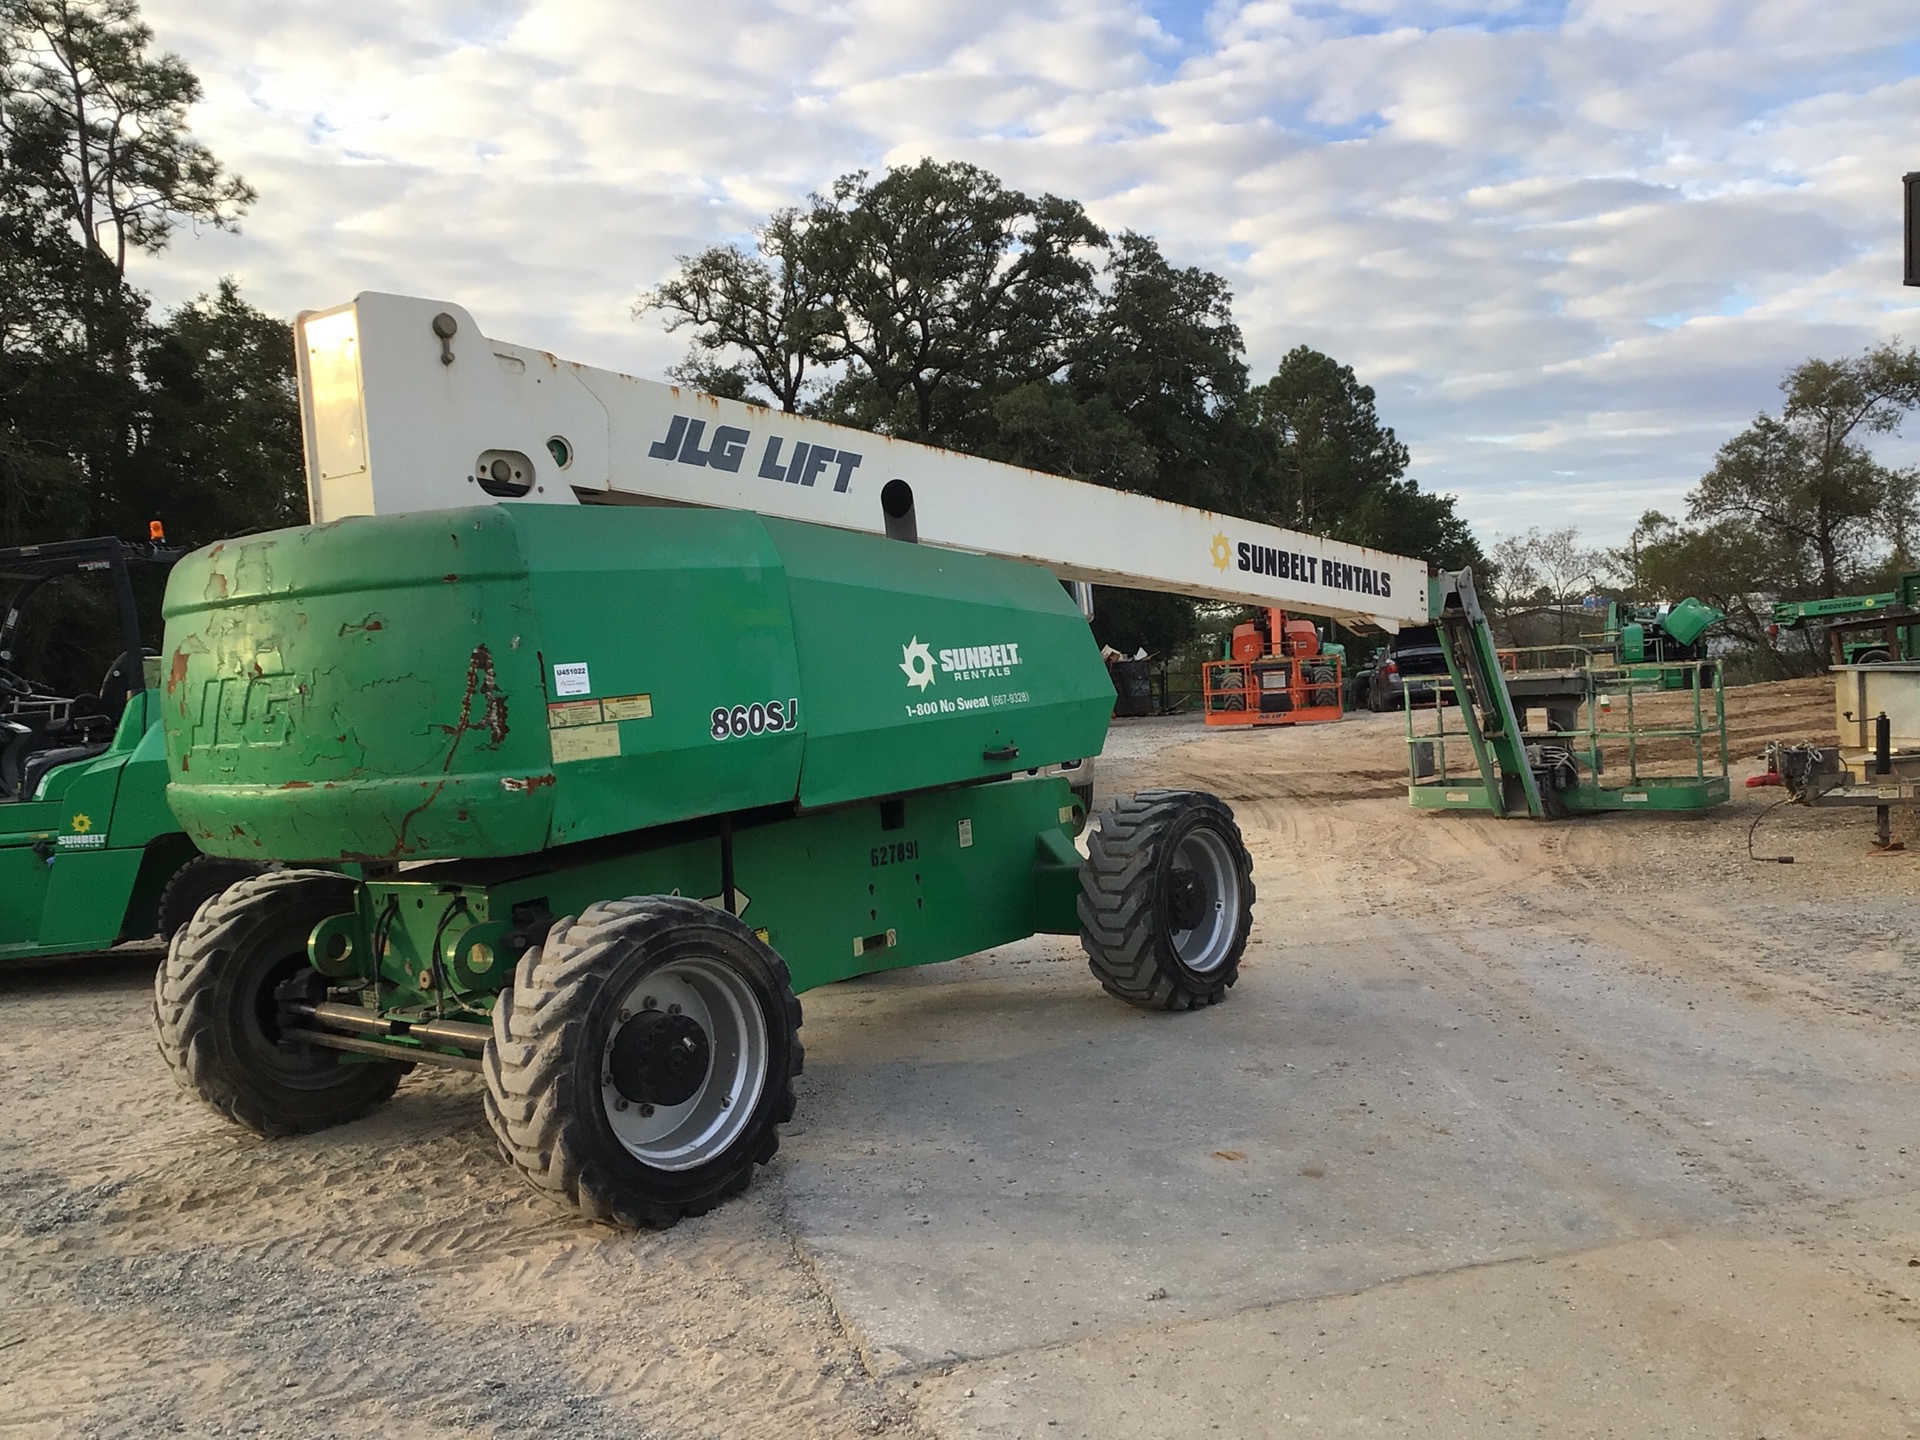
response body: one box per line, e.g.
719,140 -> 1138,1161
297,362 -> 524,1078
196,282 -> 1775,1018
1596,596 -> 1723,688
1769,572 -> 1920,665
1,536 -> 264,964
154,504 -> 1257,1228
1405,570 -> 1730,817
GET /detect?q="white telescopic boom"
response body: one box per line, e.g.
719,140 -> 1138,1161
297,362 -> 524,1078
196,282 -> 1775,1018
296,293 -> 1429,630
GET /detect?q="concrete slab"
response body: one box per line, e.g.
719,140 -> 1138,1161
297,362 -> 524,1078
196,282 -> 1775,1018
914,1190 -> 1920,1439
779,924 -> 1920,1375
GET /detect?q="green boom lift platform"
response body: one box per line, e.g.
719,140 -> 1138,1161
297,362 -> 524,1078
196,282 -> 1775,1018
1405,570 -> 1730,817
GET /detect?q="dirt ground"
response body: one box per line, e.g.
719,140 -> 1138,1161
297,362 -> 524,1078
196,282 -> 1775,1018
3,678 -> 1917,1439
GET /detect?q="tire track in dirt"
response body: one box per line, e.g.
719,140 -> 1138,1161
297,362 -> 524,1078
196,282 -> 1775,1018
1,960 -> 927,1440
2,1153 -> 925,1440
1379,935 -> 1915,1373
1133,691 -> 1916,1229
1352,903 -> 1920,1351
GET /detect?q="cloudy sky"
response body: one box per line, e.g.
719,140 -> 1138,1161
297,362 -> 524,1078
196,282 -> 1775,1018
138,0 -> 1920,546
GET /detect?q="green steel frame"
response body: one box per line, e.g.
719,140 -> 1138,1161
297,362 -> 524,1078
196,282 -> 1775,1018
296,776 -> 1086,1068
1405,658 -> 1730,815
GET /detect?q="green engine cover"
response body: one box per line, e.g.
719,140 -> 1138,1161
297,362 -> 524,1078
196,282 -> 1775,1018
1660,596 -> 1721,647
160,505 -> 1113,861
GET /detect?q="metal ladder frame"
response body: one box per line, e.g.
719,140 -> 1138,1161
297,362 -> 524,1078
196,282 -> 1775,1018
1431,569 -> 1543,818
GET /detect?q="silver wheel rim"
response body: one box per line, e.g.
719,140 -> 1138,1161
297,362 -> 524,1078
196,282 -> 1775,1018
1169,827 -> 1239,974
600,956 -> 770,1172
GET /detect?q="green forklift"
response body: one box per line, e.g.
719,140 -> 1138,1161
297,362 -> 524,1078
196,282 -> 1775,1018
1,534 -> 263,964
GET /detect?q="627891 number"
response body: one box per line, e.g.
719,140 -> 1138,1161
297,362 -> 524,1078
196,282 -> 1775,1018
710,697 -> 800,741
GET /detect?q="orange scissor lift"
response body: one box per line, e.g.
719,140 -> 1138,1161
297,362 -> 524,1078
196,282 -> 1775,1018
1203,609 -> 1344,727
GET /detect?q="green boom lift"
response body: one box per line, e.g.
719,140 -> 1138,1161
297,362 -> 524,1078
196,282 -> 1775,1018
1405,571 -> 1731,817
151,293 -> 1431,1228
1769,572 -> 1920,665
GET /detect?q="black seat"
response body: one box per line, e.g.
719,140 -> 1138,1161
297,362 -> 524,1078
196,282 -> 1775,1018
19,742 -> 108,800
97,649 -> 154,721
1,718 -> 109,803
0,722 -> 45,801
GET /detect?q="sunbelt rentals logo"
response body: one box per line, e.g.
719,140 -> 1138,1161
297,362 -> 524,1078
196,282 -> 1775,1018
898,636 -> 1024,690
900,638 -> 937,691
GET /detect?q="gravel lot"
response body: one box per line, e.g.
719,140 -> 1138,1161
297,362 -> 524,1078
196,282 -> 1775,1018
4,679 -> 1917,1439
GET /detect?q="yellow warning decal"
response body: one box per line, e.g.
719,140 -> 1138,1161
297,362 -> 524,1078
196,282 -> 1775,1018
551,723 -> 621,763
547,699 -> 603,728
602,693 -> 654,721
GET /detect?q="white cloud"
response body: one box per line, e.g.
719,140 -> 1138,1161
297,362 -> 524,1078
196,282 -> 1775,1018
136,0 -> 1920,546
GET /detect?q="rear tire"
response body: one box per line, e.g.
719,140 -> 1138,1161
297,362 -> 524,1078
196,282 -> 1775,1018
1208,663 -> 1245,713
154,869 -> 405,1136
483,896 -> 802,1229
157,854 -> 272,942
1307,664 -> 1338,708
1079,790 -> 1255,1010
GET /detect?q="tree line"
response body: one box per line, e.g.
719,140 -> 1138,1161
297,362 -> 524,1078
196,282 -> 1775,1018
639,158 -> 1484,655
5,0 -> 1482,672
1,0 -> 302,549
1489,344 -> 1920,675
2,0 -> 302,683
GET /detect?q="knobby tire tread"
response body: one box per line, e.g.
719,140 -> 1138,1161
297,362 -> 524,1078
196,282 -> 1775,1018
1078,790 -> 1255,1011
482,896 -> 802,1230
156,855 -> 273,942
153,869 -> 403,1137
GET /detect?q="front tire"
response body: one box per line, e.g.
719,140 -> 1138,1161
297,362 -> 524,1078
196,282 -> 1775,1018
154,869 -> 405,1136
483,896 -> 802,1229
1079,790 -> 1255,1010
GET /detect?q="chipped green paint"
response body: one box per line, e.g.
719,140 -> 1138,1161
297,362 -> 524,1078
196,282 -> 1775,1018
157,502 -> 1110,1020
161,504 -> 1113,864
